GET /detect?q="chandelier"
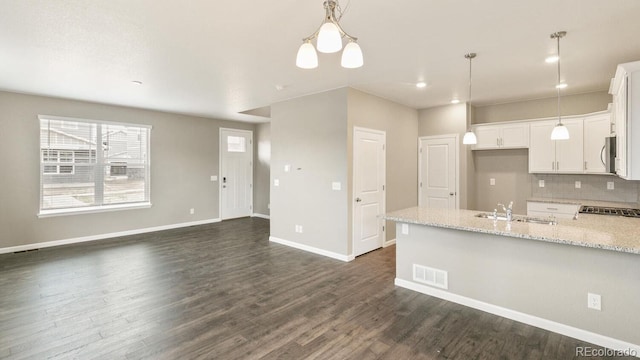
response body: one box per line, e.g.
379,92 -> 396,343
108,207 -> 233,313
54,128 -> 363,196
296,0 -> 363,69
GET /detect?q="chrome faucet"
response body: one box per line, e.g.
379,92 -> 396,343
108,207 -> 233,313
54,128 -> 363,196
497,201 -> 514,222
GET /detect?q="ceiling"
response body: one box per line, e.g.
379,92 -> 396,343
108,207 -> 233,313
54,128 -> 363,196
1,0 -> 640,123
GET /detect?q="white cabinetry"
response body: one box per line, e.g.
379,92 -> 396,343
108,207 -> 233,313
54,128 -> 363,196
529,118 -> 584,173
583,113 -> 611,173
610,61 -> 640,180
472,122 -> 529,150
527,201 -> 579,219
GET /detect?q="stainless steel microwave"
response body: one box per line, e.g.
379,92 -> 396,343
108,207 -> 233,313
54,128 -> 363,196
604,136 -> 616,174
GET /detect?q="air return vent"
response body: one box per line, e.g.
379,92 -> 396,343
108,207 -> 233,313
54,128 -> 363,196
413,264 -> 448,289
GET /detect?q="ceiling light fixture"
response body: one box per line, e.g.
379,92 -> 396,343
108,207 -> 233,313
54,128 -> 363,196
451,99 -> 460,104
550,31 -> 570,140
545,55 -> 559,63
296,0 -> 363,69
462,53 -> 478,145
416,82 -> 427,88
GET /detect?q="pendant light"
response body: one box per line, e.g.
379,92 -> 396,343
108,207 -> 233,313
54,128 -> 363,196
296,0 -> 363,69
463,53 -> 478,145
550,31 -> 569,140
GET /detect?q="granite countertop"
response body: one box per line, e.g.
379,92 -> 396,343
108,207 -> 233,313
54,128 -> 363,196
384,207 -> 640,255
527,197 -> 639,209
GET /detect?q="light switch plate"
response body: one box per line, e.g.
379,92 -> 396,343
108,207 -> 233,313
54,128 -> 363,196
284,164 -> 291,172
490,178 -> 495,186
607,181 -> 614,190
332,182 -> 341,190
538,180 -> 545,188
210,175 -> 218,181
274,179 -> 280,187
575,181 -> 581,189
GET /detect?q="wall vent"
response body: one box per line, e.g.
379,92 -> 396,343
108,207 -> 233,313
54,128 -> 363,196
413,264 -> 448,289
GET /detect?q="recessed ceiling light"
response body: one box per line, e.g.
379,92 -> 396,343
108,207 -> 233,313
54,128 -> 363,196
451,99 -> 460,104
555,82 -> 568,89
131,80 -> 143,85
545,55 -> 559,63
275,84 -> 287,91
416,82 -> 427,88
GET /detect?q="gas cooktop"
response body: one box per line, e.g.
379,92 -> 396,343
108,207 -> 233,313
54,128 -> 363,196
579,205 -> 640,218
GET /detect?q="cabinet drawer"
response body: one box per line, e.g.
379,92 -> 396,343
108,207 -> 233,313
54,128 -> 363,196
527,202 -> 579,219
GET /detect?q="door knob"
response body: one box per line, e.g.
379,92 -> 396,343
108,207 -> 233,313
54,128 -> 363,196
449,192 -> 455,196
355,197 -> 362,202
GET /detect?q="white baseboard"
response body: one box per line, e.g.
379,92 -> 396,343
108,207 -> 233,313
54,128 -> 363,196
0,218 -> 222,255
251,213 -> 270,220
383,239 -> 396,248
395,278 -> 640,357
269,236 -> 352,262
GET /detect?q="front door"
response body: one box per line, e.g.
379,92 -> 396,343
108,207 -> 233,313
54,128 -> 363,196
353,127 -> 386,257
220,128 -> 253,220
419,135 -> 458,209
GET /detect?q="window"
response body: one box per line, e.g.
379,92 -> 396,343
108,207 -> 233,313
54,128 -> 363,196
39,116 -> 151,215
227,135 -> 246,152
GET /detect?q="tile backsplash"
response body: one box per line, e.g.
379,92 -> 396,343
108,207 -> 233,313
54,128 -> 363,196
531,174 -> 640,204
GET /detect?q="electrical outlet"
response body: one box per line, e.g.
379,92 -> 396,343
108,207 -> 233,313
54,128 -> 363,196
607,181 -> 615,190
295,225 -> 304,233
332,182 -> 341,190
190,208 -> 195,215
587,293 -> 601,311
401,223 -> 409,235
575,181 -> 581,189
538,180 -> 545,188
490,178 -> 496,186
274,179 -> 279,187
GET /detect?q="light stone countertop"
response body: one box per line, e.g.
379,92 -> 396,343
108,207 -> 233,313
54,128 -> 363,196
527,197 -> 639,208
384,207 -> 640,255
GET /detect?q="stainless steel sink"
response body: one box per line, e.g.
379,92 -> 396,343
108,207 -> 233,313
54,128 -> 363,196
475,213 -> 557,225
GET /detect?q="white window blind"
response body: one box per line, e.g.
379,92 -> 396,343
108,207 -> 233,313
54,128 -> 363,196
39,116 -> 151,214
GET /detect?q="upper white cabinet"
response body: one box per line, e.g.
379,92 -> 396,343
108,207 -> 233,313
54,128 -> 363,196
610,61 -> 640,180
472,122 -> 529,150
529,118 -> 584,173
583,113 -> 611,173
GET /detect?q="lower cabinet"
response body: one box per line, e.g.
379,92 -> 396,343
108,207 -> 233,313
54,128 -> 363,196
527,201 -> 579,219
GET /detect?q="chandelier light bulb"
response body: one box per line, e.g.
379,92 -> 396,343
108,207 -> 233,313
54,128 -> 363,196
317,22 -> 342,53
296,42 -> 318,69
341,41 -> 363,68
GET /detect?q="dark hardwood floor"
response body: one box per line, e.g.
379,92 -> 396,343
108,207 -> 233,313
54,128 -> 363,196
0,218 -> 623,359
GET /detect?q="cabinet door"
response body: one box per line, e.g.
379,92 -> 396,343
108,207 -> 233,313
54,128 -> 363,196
473,125 -> 500,149
614,77 -> 627,177
529,121 -> 556,172
500,123 -> 529,148
584,114 -> 611,173
556,119 -> 584,173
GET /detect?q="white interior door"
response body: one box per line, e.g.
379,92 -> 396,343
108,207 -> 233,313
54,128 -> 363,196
419,135 -> 458,209
220,128 -> 253,220
353,128 -> 386,257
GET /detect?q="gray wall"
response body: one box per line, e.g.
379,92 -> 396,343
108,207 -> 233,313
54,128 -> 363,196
474,91 -> 612,124
418,103 -> 474,210
270,88 -> 349,256
347,88 -> 419,245
473,149 -> 531,214
0,91 -> 258,249
254,122 -> 271,216
396,223 -> 640,346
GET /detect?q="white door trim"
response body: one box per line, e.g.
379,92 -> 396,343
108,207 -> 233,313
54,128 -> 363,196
219,128 -> 254,220
418,134 -> 460,209
352,126 -> 386,257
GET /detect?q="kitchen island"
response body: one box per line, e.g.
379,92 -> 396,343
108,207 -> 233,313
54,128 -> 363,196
384,206 -> 640,354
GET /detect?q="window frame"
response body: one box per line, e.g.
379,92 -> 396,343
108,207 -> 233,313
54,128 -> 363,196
38,115 -> 152,217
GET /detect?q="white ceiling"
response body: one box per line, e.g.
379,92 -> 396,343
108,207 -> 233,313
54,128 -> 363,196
1,0 -> 640,123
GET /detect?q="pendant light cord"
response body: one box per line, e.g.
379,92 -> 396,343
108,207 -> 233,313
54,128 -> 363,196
556,34 -> 562,125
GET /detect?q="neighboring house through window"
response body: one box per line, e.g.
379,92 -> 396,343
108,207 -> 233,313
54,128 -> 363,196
39,115 -> 151,215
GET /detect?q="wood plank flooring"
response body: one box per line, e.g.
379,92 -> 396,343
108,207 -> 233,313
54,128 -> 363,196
0,218 -> 623,359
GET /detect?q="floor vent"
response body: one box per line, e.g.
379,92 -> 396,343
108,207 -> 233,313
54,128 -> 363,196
413,264 -> 448,289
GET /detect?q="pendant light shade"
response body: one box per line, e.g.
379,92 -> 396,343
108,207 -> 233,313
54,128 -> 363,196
296,0 -> 362,69
296,41 -> 318,69
550,31 -> 569,140
317,22 -> 342,53
463,131 -> 478,145
341,41 -> 363,68
550,123 -> 570,140
463,53 -> 478,145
